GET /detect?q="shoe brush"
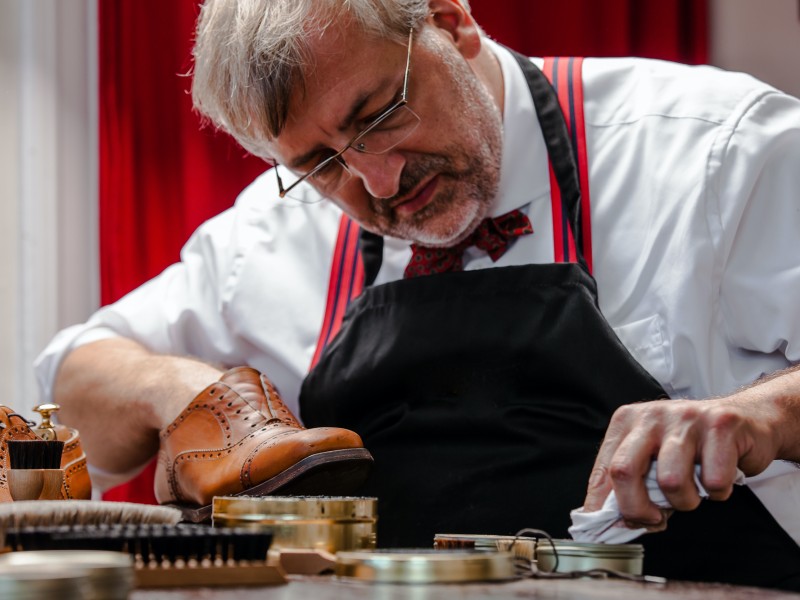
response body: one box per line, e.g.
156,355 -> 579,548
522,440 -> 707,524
6,439 -> 65,501
0,500 -> 183,530
4,523 -> 285,588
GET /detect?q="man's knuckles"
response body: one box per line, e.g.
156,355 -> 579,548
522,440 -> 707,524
702,403 -> 748,435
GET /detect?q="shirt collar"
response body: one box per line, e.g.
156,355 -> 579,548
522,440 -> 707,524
484,39 -> 549,218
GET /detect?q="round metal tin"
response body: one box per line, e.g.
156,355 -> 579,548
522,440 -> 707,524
536,540 -> 644,575
0,566 -> 89,600
335,549 -> 517,583
213,496 -> 377,553
0,550 -> 134,600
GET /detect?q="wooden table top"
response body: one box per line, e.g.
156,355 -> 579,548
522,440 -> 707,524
131,574 -> 800,599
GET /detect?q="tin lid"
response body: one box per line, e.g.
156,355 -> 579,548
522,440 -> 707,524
0,567 -> 89,599
335,549 -> 516,583
213,496 -> 377,523
536,540 -> 644,558
0,550 -> 134,600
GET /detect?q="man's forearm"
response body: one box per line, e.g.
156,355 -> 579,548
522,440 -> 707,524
54,337 -> 223,475
735,362 -> 800,465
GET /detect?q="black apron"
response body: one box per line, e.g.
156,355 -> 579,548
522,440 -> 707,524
299,51 -> 800,590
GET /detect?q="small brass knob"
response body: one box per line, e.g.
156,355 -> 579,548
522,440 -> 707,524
33,403 -> 61,440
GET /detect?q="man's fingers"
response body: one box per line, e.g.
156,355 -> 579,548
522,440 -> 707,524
698,415 -> 742,501
624,508 -> 673,533
583,405 -> 640,511
654,428 -> 703,511
583,465 -> 612,512
585,403 -> 665,522
608,444 -> 663,525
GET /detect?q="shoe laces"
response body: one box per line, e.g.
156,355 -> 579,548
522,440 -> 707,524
258,379 -> 299,427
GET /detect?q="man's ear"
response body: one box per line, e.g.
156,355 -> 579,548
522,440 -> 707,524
425,0 -> 482,59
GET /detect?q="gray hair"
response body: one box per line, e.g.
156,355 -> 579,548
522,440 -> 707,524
192,0 -> 471,160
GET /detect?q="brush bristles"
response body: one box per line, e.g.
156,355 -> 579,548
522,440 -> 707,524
434,538 -> 476,550
0,500 -> 184,530
5,523 -> 273,563
7,440 -> 65,469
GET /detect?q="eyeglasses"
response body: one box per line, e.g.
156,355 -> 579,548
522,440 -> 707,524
274,29 -> 420,201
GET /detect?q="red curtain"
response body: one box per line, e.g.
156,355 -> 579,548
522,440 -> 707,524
99,0 -> 267,305
470,0 -> 708,64
98,1 -> 708,503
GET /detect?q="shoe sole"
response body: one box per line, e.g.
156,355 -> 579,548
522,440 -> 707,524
173,448 -> 374,523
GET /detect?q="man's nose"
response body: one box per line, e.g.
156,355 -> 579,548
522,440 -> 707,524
343,148 -> 405,199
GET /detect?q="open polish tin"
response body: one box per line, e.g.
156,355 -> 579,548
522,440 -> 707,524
434,532 -> 643,577
536,540 -> 644,575
212,496 -> 377,553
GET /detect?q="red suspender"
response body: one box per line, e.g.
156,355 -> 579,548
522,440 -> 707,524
311,57 -> 592,368
542,57 -> 593,273
309,213 -> 364,370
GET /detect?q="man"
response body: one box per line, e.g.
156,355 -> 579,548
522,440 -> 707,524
36,0 -> 800,587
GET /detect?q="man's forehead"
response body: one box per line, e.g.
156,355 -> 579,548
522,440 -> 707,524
269,26 -> 404,161
291,57 -> 372,122
292,23 -> 394,113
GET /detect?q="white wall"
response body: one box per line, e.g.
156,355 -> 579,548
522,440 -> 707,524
710,0 -> 800,98
0,0 -> 22,408
0,0 -> 98,417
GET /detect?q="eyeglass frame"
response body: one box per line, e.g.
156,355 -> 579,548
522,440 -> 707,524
274,28 -> 416,199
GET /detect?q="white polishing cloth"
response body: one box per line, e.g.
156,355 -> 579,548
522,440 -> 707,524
568,463 -> 745,544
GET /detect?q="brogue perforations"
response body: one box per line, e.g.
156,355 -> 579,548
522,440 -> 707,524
155,367 -> 368,506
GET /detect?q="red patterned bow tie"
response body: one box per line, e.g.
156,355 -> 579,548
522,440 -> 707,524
404,209 -> 533,278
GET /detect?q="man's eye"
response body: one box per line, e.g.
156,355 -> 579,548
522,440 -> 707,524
308,157 -> 340,181
373,107 -> 404,129
363,94 -> 401,125
305,152 -> 333,173
364,108 -> 390,125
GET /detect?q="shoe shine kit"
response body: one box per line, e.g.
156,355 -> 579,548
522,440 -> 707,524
0,404 -> 647,595
210,495 -> 648,584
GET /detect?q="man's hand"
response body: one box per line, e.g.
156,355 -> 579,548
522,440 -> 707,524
582,387 -> 793,528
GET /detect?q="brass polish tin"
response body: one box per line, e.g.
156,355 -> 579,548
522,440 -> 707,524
335,549 -> 517,583
536,540 -> 644,575
0,567 -> 89,600
0,550 -> 134,600
213,496 -> 377,553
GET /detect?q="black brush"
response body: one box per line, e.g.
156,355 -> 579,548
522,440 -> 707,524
5,523 -> 271,562
7,439 -> 65,469
3,523 -> 284,587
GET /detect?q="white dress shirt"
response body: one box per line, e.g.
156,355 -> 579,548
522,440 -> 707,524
35,41 -> 800,538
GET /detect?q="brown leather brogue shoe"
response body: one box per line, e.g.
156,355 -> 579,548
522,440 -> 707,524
56,425 -> 92,500
155,367 -> 372,520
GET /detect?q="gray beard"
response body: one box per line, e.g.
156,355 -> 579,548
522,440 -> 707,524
366,145 -> 500,246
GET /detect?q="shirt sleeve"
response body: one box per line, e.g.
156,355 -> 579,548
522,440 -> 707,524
714,88 -> 800,364
34,205 -> 246,404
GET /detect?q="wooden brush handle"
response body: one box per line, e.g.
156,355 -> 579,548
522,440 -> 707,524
8,469 -> 65,501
